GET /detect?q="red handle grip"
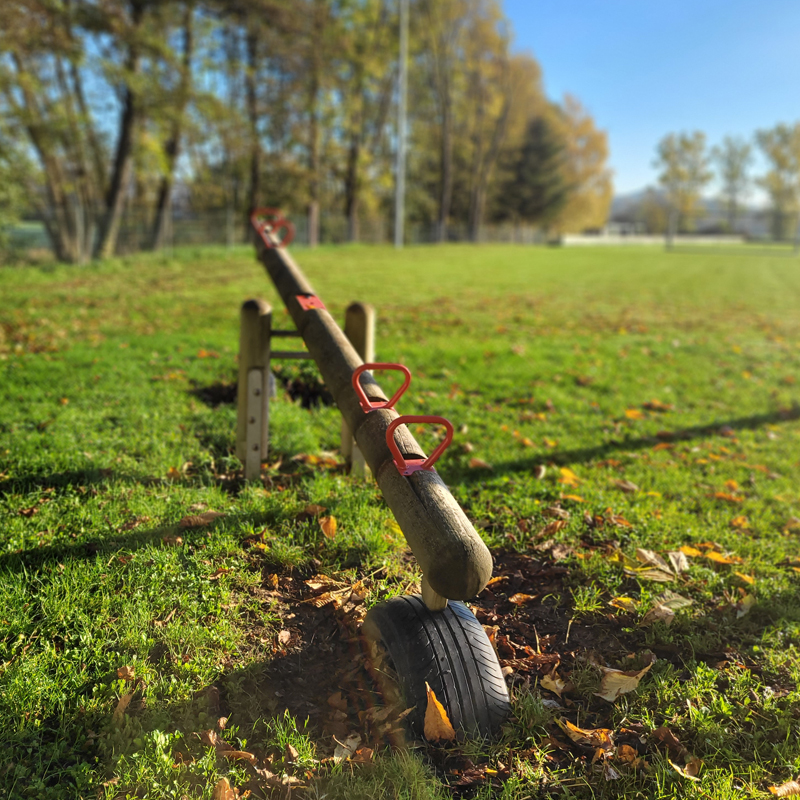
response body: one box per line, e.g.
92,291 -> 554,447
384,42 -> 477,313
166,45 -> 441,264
250,207 -> 296,248
386,415 -> 454,476
352,363 -> 412,412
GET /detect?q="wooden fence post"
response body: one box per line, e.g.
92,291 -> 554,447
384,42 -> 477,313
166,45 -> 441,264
237,299 -> 272,480
342,302 -> 375,476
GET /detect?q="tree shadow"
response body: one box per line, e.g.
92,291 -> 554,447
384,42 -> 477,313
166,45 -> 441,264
5,576 -> 392,798
0,510 -> 273,575
448,404 -> 799,485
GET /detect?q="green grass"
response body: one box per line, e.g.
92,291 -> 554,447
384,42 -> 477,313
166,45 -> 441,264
1,243 -> 800,798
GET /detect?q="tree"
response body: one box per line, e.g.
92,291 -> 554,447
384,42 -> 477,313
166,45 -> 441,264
148,1 -> 196,250
638,188 -> 669,234
755,122 -> 800,241
550,95 -> 612,233
495,110 -> 569,227
654,131 -> 712,231
0,0 -> 196,261
711,135 -> 752,232
422,0 -> 467,242
337,0 -> 397,242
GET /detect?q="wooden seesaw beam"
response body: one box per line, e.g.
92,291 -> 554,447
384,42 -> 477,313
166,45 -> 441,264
251,213 -> 492,609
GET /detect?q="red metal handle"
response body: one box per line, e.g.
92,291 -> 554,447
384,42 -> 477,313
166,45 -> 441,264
386,415 -> 453,476
352,363 -> 412,412
250,207 -> 295,248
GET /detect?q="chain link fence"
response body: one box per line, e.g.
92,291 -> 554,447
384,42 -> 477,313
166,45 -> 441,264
3,205 -> 551,262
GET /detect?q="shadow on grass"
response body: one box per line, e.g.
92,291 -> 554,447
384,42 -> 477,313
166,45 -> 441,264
4,582 -> 387,798
450,404 -> 800,484
0,510 -> 273,575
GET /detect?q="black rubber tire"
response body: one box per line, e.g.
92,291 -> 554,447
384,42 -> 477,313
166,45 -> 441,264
362,594 -> 511,740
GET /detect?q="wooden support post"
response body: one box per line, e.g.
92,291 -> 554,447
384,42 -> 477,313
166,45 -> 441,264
237,299 -> 271,479
342,302 -> 375,476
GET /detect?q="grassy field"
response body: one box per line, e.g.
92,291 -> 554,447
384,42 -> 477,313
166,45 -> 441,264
1,242 -> 799,799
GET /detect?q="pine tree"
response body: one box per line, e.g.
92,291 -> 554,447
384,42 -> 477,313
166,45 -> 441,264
497,113 -> 569,226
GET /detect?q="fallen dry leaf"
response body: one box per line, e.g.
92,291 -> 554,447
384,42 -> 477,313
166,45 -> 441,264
351,746 -> 374,764
556,718 -> 614,751
542,520 -> 567,536
179,511 -> 226,529
730,515 -> 749,529
112,689 -> 135,725
667,550 -> 690,574
596,652 -> 656,702
680,545 -> 704,557
624,408 -> 644,420
670,757 -> 702,781
711,491 -> 743,504
636,548 -> 672,572
285,742 -> 299,763
613,479 -> 640,494
627,566 -> 674,583
656,589 -> 693,611
117,665 -> 135,681
652,726 -> 691,761
424,682 -> 456,741
640,604 -> 675,627
327,691 -> 348,713
736,593 -> 756,618
199,729 -> 233,752
616,743 -> 638,763
558,467 -> 581,487
609,596 -> 637,613
508,593 -> 537,605
208,567 -> 231,581
643,399 -> 673,412
161,535 -> 183,547
770,780 -> 800,797
212,777 -> 236,800
735,572 -> 756,585
222,750 -> 258,764
277,630 -> 291,645
704,550 -> 742,565
333,733 -> 362,763
541,669 -> 567,698
319,515 -> 337,539
469,457 -> 493,469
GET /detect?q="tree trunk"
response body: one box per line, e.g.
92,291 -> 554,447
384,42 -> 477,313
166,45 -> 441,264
306,0 -> 325,248
150,2 -> 194,250
469,73 -> 511,243
437,100 -> 452,243
7,56 -> 80,262
95,1 -> 144,259
344,134 -> 361,242
245,22 -> 261,240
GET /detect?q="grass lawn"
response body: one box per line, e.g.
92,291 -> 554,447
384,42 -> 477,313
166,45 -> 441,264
1,242 -> 799,799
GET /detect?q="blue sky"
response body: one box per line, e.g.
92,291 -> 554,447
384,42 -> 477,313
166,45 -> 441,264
501,0 -> 800,200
